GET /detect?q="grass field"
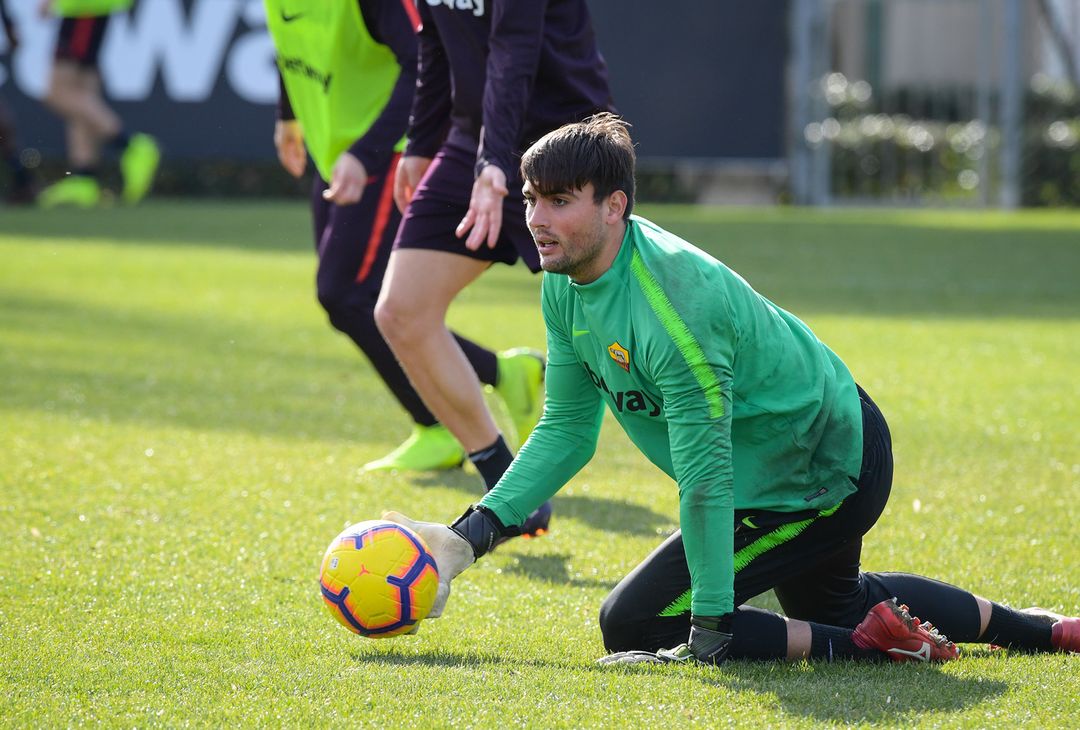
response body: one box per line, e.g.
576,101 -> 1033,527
1,201 -> 1078,727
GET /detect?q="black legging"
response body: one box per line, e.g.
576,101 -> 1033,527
598,386 -> 983,656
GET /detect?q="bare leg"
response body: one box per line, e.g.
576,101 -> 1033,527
974,595 -> 993,638
375,248 -> 502,453
785,617 -> 813,660
66,117 -> 97,168
75,67 -> 121,140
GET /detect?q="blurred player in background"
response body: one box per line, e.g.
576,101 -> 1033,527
265,0 -> 542,474
1,0 -> 38,204
386,114 -> 1079,665
375,0 -> 615,535
37,0 -> 158,208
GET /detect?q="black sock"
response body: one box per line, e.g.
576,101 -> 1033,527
469,435 -> 513,491
982,604 -> 1053,651
809,623 -> 884,662
108,129 -> 132,152
866,571 -> 983,641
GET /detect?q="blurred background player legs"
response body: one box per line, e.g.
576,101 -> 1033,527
37,0 -> 158,208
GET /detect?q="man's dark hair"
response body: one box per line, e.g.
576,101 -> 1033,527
520,113 -> 636,220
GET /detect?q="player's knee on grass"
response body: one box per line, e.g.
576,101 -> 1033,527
598,592 -> 688,653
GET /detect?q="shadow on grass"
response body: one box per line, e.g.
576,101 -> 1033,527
402,482 -> 669,538
1,291 -> 403,443
0,200 -> 313,252
496,552 -> 616,590
348,648 -> 561,671
648,216 -> 1080,320
353,646 -> 1008,723
695,660 -> 1009,724
5,202 -> 1079,319
550,493 -> 670,536
407,470 -> 482,495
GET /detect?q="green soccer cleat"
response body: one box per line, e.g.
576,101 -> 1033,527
37,175 -> 100,209
120,133 -> 161,204
494,347 -> 546,448
363,423 -> 466,472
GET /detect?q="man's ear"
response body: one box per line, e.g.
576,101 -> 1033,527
605,190 -> 628,223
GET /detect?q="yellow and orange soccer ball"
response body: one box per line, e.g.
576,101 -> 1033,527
319,520 -> 439,638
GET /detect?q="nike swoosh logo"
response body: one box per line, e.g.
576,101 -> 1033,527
572,329 -> 590,337
281,10 -> 304,22
740,516 -> 759,529
887,642 -> 931,661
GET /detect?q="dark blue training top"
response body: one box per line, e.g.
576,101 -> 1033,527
406,0 -> 614,181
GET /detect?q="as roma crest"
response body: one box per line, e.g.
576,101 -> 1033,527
608,342 -> 630,373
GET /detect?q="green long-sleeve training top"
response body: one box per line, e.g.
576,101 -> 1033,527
480,215 -> 863,616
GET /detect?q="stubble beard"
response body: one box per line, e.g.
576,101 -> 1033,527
538,220 -> 608,281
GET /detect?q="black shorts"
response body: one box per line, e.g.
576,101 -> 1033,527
598,385 -> 896,652
55,16 -> 110,69
392,143 -> 541,272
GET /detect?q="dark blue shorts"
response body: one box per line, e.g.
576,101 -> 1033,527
392,143 -> 541,273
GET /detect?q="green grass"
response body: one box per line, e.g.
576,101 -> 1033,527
1,201 -> 1078,727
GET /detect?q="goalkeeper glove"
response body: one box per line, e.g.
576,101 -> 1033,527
597,614 -> 735,666
382,505 -> 517,618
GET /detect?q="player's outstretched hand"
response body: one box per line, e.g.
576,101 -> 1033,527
382,510 -> 474,619
274,120 -> 306,178
597,614 -> 734,666
456,165 -> 507,251
323,152 -> 367,205
393,155 -> 432,214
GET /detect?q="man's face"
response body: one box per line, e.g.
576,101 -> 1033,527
522,181 -> 609,282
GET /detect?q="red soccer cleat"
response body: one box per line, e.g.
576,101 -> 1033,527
1022,608 -> 1080,653
852,598 -> 960,662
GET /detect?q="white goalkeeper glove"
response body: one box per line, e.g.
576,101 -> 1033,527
382,510 -> 473,618
383,506 -> 520,619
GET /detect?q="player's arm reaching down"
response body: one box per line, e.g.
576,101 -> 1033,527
385,279 -> 604,618
637,295 -> 738,663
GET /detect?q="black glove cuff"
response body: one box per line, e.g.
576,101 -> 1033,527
691,613 -> 735,634
449,505 -> 518,559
